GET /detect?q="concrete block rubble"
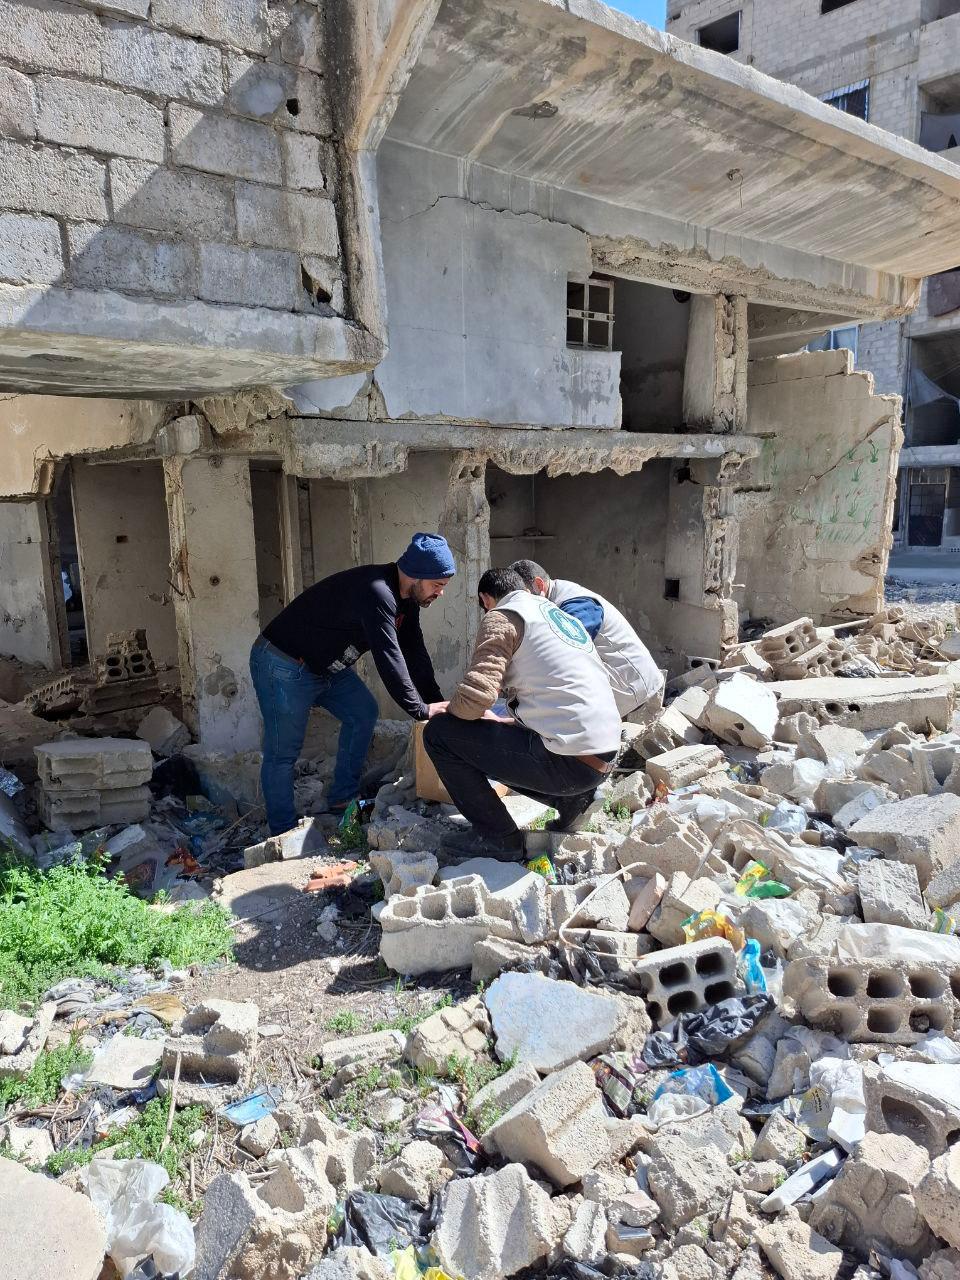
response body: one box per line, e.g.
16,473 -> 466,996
5,607 -> 960,1280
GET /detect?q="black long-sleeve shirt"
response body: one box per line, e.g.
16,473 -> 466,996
262,563 -> 442,719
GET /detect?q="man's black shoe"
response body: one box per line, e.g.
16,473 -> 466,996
439,827 -> 525,860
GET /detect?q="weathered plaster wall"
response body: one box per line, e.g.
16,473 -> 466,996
71,459 -> 178,667
374,139 -> 621,428
0,498 -> 61,665
0,394 -> 165,498
738,350 -> 902,624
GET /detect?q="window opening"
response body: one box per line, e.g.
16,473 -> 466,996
822,79 -> 869,120
821,0 -> 859,13
567,276 -> 615,351
697,11 -> 740,53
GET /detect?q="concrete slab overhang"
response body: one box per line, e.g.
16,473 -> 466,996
384,0 -> 960,315
281,417 -> 760,479
0,286 -> 383,399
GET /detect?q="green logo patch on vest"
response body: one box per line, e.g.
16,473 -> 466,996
541,600 -> 590,649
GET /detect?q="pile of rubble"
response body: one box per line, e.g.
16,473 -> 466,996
4,606 -> 960,1280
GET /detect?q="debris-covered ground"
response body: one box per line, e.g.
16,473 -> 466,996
3,607 -> 960,1280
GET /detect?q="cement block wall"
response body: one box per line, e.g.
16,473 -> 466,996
0,0 -> 347,392
738,350 -> 902,625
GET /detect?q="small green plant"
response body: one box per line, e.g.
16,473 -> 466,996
324,1010 -> 365,1035
603,800 -> 631,822
528,808 -> 558,831
0,1037 -> 91,1111
111,1096 -> 207,1188
467,1098 -> 504,1136
0,843 -> 234,1008
372,992 -> 453,1036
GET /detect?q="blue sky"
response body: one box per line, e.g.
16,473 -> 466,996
609,0 -> 665,27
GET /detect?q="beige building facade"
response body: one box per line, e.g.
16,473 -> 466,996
668,0 -> 960,550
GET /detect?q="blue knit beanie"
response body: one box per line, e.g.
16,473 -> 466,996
397,532 -> 457,579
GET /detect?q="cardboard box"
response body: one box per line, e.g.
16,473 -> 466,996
413,721 -> 510,805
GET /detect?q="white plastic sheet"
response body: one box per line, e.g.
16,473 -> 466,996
84,1157 -> 195,1279
836,922 -> 960,966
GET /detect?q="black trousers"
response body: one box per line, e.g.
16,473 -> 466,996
423,713 -> 608,837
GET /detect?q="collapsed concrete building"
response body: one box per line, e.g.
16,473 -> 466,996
3,0 -> 960,758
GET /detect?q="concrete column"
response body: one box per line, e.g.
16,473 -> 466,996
71,460 -> 178,667
435,453 -> 490,693
164,456 -> 261,752
683,293 -> 748,432
0,499 -> 64,667
663,458 -> 739,658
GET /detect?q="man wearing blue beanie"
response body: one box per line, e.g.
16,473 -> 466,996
250,533 -> 456,834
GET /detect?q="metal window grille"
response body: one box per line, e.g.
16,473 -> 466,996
567,277 -> 615,350
822,79 -> 869,121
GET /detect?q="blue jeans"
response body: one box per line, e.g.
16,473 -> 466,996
250,637 -> 379,835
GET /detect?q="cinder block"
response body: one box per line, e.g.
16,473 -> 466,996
0,66 -> 36,139
152,0 -> 274,53
100,21 -> 223,105
857,858 -> 928,929
321,1028 -> 404,1073
849,792 -> 960,887
768,676 -> 954,734
36,76 -> 165,161
198,241 -> 300,310
0,139 -> 106,220
625,938 -> 737,1025
864,1061 -> 960,1157
38,784 -> 150,832
757,618 -> 818,666
808,1131 -> 934,1263
405,995 -> 490,1076
35,736 -> 153,788
783,956 -> 957,1043
67,222 -> 196,297
617,812 -> 714,878
369,849 -> 438,898
378,875 -> 510,976
161,999 -> 259,1109
169,104 -> 282,184
927,859 -> 960,910
282,132 -> 326,190
701,673 -> 778,748
0,211 -> 62,284
917,1147 -> 960,1251
110,158 -> 236,239
645,743 -> 725,790
433,1163 -> 555,1280
483,1062 -> 610,1187
548,876 -> 630,933
0,0 -> 101,76
236,183 -> 339,255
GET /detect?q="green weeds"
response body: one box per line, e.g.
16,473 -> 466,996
0,843 -> 234,1008
0,1037 -> 91,1112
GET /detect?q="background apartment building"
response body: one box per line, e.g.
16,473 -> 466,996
667,0 -> 960,552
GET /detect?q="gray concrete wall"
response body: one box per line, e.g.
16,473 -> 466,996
0,498 -> 61,666
373,139 -> 622,428
71,458 -> 178,668
738,350 -> 902,623
250,465 -> 286,629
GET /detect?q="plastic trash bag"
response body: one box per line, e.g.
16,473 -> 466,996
681,909 -> 746,950
653,1063 -> 732,1109
392,1244 -> 455,1280
644,1091 -> 709,1129
337,1191 -> 436,1258
413,1105 -> 481,1175
837,922 -> 960,966
84,1157 -> 194,1280
590,1051 -> 651,1118
735,862 -> 791,899
763,802 -> 807,837
913,1032 -> 960,1065
641,995 -> 774,1068
738,938 -> 766,995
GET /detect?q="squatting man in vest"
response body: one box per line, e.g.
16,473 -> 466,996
250,533 -> 455,836
423,566 -> 623,860
509,559 -> 664,719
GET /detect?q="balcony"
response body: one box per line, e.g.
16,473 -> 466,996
919,10 -> 960,99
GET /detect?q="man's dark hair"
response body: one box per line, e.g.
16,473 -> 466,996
478,567 -> 525,603
509,559 -> 549,588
